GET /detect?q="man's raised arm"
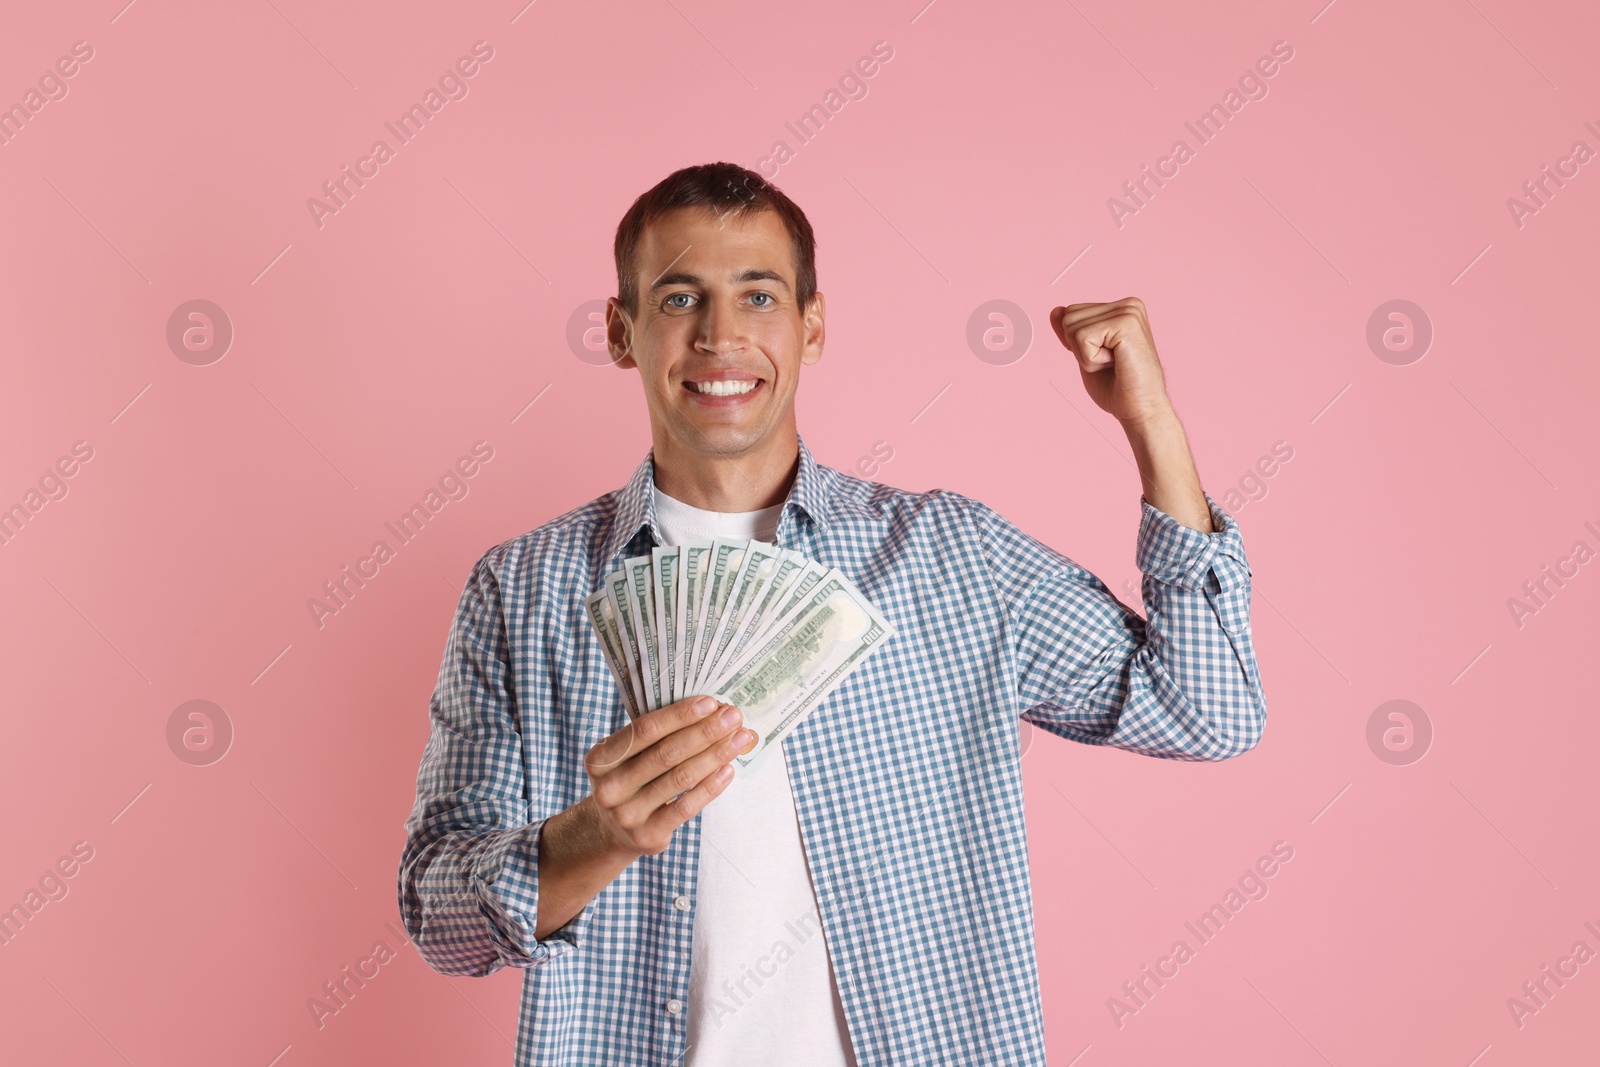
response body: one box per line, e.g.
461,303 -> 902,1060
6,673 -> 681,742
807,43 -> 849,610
953,297 -> 1268,761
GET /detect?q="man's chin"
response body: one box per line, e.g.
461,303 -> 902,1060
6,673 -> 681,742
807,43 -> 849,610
674,417 -> 767,458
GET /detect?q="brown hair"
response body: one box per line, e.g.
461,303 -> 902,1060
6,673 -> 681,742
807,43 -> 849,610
613,162 -> 817,317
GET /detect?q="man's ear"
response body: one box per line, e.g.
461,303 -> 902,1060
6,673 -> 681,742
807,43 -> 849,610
606,297 -> 635,369
800,291 -> 825,366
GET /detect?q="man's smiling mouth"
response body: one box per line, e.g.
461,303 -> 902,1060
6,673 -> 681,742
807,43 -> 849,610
682,372 -> 765,400
686,379 -> 759,396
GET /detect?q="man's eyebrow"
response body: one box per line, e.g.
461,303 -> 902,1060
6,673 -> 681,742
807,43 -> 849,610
647,268 -> 793,294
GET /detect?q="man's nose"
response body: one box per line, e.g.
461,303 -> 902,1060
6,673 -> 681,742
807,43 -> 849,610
695,297 -> 745,355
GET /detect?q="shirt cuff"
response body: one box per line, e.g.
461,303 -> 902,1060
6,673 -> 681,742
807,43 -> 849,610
474,818 -> 593,967
1135,491 -> 1248,593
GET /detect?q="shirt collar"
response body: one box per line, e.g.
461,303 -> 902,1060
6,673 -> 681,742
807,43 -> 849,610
602,433 -> 833,564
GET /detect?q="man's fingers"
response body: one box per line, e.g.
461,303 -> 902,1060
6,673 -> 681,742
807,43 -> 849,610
587,694 -> 722,773
640,761 -> 738,843
586,723 -> 640,773
627,722 -> 756,816
581,694 -> 751,855
606,703 -> 746,802
1056,297 -> 1145,322
1052,303 -> 1137,371
1056,322 -> 1109,371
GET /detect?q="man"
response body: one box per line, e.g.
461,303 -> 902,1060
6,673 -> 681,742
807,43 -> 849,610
399,162 -> 1267,1066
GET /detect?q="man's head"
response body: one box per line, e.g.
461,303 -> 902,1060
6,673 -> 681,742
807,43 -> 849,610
607,163 -> 824,466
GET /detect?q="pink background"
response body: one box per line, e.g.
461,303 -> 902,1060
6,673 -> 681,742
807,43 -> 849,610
3,0 -> 1597,1064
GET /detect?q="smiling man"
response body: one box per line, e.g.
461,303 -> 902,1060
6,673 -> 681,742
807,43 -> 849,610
399,162 -> 1268,1067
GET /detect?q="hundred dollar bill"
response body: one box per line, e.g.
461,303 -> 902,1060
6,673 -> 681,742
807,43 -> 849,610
585,587 -> 640,720
605,570 -> 648,716
687,538 -> 748,695
622,555 -> 662,712
699,541 -> 781,691
651,545 -> 680,708
737,559 -> 829,663
708,571 -> 894,779
675,542 -> 713,701
719,548 -> 807,674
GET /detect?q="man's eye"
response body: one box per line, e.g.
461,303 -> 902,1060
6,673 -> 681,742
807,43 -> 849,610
665,293 -> 696,309
748,292 -> 773,307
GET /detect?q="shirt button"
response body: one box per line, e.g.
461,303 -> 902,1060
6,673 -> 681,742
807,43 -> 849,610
666,998 -> 684,1014
673,894 -> 691,911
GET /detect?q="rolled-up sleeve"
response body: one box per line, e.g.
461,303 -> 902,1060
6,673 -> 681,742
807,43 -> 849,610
968,491 -> 1267,761
397,552 -> 599,976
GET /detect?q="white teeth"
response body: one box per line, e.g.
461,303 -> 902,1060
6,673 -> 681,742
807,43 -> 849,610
690,379 -> 758,396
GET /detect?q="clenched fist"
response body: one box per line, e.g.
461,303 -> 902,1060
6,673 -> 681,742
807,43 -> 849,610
1050,297 -> 1174,426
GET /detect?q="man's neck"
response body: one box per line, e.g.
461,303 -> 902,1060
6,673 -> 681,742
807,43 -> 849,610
651,430 -> 799,513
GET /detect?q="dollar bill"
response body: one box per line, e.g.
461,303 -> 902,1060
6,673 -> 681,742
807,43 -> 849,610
675,542 -> 713,701
687,539 -> 748,695
651,546 -> 680,708
622,555 -> 662,712
605,570 -> 649,716
699,540 -> 781,690
741,559 -> 829,656
707,571 -> 894,778
721,549 -> 808,671
584,542 -> 895,777
585,587 -> 640,721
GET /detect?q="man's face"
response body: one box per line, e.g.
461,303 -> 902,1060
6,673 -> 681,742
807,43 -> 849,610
608,207 -> 824,461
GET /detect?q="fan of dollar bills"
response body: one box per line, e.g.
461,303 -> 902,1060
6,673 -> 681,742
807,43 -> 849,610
584,539 -> 894,779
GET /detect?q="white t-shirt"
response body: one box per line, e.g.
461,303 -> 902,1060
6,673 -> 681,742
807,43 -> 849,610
651,482 -> 858,1067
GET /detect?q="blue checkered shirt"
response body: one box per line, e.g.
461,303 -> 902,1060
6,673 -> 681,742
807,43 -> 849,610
399,433 -> 1267,1065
